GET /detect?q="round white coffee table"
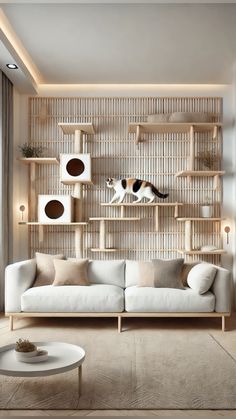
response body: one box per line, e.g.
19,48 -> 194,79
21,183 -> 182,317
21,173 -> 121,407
0,342 -> 85,397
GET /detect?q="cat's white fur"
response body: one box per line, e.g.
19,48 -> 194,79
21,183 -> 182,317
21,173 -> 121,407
106,178 -> 157,204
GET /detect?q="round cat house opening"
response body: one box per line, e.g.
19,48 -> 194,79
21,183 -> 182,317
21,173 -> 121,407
44,200 -> 65,219
66,158 -> 85,177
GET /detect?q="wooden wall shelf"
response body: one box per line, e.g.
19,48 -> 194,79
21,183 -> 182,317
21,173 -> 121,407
19,158 -> 59,165
89,217 -> 141,221
175,170 -> 225,190
176,218 -> 224,253
175,170 -> 225,178
19,222 -> 88,258
128,122 -> 222,144
89,217 -> 140,252
58,123 -> 95,135
177,218 -> 224,222
177,249 -> 226,256
91,248 -> 117,253
101,202 -> 183,231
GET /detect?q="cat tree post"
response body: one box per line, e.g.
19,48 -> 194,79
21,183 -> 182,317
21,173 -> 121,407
29,162 -> 36,221
74,129 -> 83,221
155,206 -> 159,232
99,220 -> 106,249
75,226 -> 83,258
185,220 -> 192,251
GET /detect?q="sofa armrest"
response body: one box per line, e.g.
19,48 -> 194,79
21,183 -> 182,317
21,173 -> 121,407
5,259 -> 36,313
211,265 -> 231,313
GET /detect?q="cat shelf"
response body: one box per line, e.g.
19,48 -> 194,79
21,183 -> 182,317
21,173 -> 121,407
19,222 -> 88,259
18,158 -> 59,165
175,171 -> 225,190
176,217 -> 225,252
177,249 -> 226,256
58,123 -> 95,135
89,217 -> 140,252
128,122 -> 222,144
101,202 -> 183,231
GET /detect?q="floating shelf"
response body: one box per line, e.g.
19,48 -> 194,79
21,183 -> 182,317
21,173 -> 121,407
18,158 -> 59,165
177,217 -> 224,222
128,122 -> 222,144
101,202 -> 183,207
89,217 -> 141,221
101,202 -> 183,231
19,222 -> 88,226
175,170 -> 225,178
177,249 -> 226,256
58,123 -> 95,135
90,248 -> 117,253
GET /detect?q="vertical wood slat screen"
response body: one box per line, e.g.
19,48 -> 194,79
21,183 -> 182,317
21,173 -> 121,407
29,96 -> 222,263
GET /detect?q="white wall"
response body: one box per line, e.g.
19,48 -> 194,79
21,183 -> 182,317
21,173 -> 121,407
13,84 -> 236,301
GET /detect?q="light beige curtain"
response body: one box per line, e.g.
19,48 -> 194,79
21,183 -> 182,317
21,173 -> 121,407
0,72 -> 13,311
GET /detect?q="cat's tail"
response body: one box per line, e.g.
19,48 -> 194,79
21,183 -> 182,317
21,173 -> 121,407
152,186 -> 169,199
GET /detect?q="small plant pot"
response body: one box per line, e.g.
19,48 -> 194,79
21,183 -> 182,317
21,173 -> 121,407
15,349 -> 38,361
200,205 -> 212,218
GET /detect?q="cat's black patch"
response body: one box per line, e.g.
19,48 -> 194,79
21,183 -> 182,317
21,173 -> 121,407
133,179 -> 142,193
121,179 -> 127,189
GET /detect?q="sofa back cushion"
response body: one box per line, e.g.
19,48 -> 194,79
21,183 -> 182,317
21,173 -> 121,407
125,260 -> 140,287
88,260 -> 125,288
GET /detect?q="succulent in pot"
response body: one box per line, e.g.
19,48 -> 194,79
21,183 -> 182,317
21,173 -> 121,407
15,339 -> 38,359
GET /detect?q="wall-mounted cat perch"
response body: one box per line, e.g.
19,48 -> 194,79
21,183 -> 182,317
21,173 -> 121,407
101,202 -> 183,231
128,122 -> 222,145
19,222 -> 88,258
89,217 -> 140,252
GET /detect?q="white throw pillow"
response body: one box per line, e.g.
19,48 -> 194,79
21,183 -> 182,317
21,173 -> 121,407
187,263 -> 217,294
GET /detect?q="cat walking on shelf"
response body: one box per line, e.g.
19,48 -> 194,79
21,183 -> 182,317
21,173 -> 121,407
106,178 -> 169,204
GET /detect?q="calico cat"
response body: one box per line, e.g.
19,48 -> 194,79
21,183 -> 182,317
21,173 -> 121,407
106,178 -> 168,204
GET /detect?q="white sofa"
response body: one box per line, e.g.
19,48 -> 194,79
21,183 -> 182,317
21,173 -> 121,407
5,259 -> 231,332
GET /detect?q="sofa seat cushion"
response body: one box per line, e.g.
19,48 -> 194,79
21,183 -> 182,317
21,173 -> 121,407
21,284 -> 124,313
125,286 -> 215,312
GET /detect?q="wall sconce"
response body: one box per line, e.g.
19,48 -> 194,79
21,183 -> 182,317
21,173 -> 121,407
19,205 -> 26,221
224,226 -> 231,245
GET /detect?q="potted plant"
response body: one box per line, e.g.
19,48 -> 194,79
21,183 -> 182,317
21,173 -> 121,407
15,339 -> 38,360
18,143 -> 44,158
196,148 -> 220,171
200,195 -> 213,218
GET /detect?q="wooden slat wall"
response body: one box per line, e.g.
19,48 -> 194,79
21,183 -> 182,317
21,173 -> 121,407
28,96 -> 222,263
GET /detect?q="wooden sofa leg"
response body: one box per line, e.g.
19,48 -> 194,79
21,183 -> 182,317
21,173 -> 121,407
118,316 -> 122,333
222,316 -> 226,332
9,315 -> 14,331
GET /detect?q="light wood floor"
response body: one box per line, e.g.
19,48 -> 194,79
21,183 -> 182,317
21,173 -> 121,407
1,313 -> 236,417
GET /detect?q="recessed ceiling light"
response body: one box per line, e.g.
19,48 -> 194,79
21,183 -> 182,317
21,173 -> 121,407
6,64 -> 18,70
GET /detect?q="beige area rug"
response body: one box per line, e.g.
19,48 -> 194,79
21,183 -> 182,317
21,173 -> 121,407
0,317 -> 236,410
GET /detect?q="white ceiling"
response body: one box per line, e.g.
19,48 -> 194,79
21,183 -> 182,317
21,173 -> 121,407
1,2 -> 236,87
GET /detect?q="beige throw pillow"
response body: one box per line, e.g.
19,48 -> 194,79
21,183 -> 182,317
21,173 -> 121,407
138,259 -> 184,289
34,252 -> 65,287
138,261 -> 155,287
53,259 -> 90,286
187,263 -> 217,294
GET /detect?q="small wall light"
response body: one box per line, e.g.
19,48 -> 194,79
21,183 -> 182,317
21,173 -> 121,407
224,226 -> 231,245
19,205 -> 26,221
6,63 -> 18,70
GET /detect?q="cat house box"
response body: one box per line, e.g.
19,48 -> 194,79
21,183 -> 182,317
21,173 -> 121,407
60,154 -> 92,184
38,195 -> 74,223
